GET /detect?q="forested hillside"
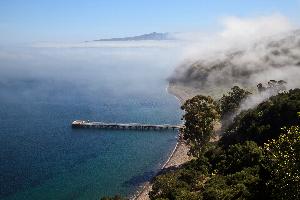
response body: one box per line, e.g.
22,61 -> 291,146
150,87 -> 300,200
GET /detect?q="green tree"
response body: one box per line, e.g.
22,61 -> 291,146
257,80 -> 287,93
216,141 -> 263,175
150,88 -> 300,200
263,126 -> 300,200
149,170 -> 190,200
221,89 -> 300,147
181,95 -> 220,157
219,86 -> 251,119
202,167 -> 261,200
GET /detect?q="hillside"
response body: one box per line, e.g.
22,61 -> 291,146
148,29 -> 300,200
149,88 -> 300,200
169,30 -> 300,99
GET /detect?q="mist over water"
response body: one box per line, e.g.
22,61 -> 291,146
0,46 -> 182,199
2,14 -> 300,199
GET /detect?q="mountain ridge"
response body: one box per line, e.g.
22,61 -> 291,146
86,32 -> 173,42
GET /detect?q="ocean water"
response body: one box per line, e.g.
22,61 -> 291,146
0,46 -> 182,199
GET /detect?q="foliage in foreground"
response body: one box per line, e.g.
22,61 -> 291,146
150,89 -> 300,200
263,126 -> 300,200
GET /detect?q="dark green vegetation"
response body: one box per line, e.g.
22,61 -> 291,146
221,88 -> 300,147
219,86 -> 251,119
218,86 -> 251,129
150,88 -> 300,200
181,95 -> 220,157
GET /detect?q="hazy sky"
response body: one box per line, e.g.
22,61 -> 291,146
0,0 -> 300,44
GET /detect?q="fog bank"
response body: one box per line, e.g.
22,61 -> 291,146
170,14 -> 300,106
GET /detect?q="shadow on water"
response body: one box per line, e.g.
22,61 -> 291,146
122,171 -> 157,187
122,165 -> 186,191
63,183 -> 92,200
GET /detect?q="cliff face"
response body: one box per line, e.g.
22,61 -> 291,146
169,30 -> 300,98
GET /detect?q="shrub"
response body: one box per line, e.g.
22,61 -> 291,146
221,89 -> 300,146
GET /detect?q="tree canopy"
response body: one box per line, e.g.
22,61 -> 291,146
219,86 -> 251,119
263,126 -> 300,200
181,95 -> 220,157
221,89 -> 300,147
150,88 -> 300,200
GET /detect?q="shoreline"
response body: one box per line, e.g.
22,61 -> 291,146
132,139 -> 191,200
131,83 -> 192,200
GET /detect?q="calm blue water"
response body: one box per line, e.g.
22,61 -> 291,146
0,46 -> 182,199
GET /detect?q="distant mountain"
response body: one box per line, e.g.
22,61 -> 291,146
89,32 -> 173,42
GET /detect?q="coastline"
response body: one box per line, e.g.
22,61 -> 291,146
132,140 -> 191,200
132,83 -> 192,200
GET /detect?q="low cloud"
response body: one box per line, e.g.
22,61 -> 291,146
170,14 -> 300,111
170,14 -> 300,89
219,14 -> 294,45
31,40 -> 181,49
174,14 -> 297,60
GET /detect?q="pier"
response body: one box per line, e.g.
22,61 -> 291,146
72,120 -> 182,131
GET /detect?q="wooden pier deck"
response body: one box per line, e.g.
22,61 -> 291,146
72,120 -> 182,131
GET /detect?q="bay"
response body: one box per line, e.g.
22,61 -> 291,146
0,45 -> 182,199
